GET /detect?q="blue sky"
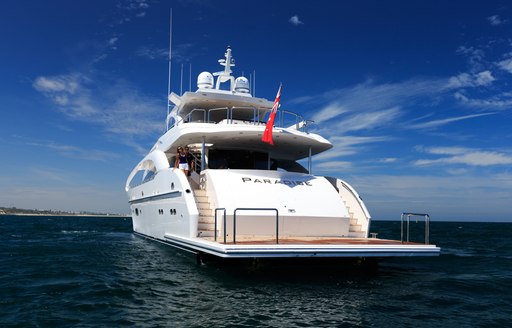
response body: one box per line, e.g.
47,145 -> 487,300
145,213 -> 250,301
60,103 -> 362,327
1,1 -> 511,221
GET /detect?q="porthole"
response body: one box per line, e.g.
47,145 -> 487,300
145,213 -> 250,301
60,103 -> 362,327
171,183 -> 174,190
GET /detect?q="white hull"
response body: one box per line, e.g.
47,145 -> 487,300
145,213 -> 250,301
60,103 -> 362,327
128,168 -> 439,259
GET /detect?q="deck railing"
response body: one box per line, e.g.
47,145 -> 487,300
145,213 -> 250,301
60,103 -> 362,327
401,212 -> 431,245
214,207 -> 280,244
172,106 -> 313,133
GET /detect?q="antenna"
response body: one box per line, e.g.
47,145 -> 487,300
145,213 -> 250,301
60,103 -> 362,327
166,9 -> 173,131
180,63 -> 183,95
189,63 -> 192,92
253,70 -> 256,97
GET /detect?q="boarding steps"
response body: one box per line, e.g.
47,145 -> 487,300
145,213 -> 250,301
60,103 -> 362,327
194,190 -> 367,240
194,189 -> 216,239
346,203 -> 366,238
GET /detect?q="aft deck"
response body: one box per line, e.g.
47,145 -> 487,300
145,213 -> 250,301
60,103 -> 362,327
162,233 -> 440,259
217,236 -> 426,246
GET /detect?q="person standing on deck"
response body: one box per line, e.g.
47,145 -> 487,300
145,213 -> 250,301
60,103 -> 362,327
174,146 -> 189,176
184,146 -> 195,176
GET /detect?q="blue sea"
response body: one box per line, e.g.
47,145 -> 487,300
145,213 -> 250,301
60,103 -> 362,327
1,215 -> 511,327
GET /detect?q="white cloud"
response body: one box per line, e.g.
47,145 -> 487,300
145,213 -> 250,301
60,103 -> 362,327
456,46 -> 485,72
488,15 -> 505,26
498,58 -> 512,74
379,158 -> 397,163
299,78 -> 449,113
409,112 -> 496,129
454,91 -> 512,109
338,107 -> 401,133
289,15 -> 303,26
33,73 -> 164,144
447,70 -> 495,88
314,135 -> 391,162
33,75 -> 83,94
108,37 -> 119,45
474,70 -> 495,85
135,46 -> 168,60
414,146 -> 512,167
312,102 -> 346,123
315,161 -> 352,170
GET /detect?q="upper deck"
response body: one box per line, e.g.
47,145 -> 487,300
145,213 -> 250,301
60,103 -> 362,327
155,46 -> 331,161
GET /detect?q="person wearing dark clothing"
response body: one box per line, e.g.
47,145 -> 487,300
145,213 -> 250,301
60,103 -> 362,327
185,147 -> 194,176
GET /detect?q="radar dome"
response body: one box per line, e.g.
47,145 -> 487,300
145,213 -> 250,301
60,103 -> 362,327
197,72 -> 214,89
234,76 -> 250,93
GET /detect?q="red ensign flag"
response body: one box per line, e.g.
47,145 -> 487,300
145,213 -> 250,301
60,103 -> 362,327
262,84 -> 282,145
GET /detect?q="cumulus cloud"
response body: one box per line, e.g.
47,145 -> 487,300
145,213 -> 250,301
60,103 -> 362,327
447,70 -> 495,88
289,15 -> 303,26
498,58 -> 512,74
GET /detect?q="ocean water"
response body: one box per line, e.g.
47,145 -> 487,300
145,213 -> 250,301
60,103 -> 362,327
1,216 -> 511,327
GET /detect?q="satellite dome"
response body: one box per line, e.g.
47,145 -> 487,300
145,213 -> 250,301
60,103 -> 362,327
234,76 -> 250,93
197,72 -> 214,89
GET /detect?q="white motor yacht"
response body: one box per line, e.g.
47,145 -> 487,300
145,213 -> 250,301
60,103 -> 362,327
125,46 -> 440,260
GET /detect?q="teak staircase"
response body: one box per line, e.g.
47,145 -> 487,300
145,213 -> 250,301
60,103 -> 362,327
194,189 -> 216,239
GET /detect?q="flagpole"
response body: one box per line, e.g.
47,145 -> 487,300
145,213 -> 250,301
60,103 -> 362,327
166,8 -> 173,131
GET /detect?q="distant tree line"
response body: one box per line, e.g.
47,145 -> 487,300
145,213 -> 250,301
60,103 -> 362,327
0,206 -> 127,216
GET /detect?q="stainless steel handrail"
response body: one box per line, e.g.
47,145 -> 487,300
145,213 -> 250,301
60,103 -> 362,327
175,108 -> 207,126
207,107 -> 230,123
232,208 -> 279,244
339,180 -> 369,222
279,109 -> 304,129
400,212 -> 430,244
230,106 -> 261,125
172,106 -> 314,132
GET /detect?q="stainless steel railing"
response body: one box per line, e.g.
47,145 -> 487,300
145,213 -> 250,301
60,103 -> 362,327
214,207 -> 280,244
401,212 -> 431,244
172,106 -> 313,132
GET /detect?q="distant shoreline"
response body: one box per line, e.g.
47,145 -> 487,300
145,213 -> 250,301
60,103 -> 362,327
0,213 -> 131,218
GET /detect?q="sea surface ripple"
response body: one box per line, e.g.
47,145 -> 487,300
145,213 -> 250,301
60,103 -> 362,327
1,216 -> 511,327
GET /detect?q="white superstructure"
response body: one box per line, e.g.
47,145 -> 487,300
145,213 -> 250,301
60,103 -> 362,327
125,46 -> 440,259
